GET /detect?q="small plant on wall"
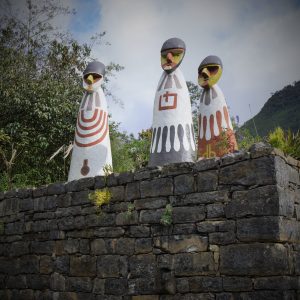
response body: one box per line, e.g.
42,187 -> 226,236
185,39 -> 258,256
89,188 -> 111,215
160,204 -> 173,226
88,164 -> 112,214
125,203 -> 135,220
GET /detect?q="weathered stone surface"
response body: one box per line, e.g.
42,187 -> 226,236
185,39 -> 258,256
225,185 -> 279,218
174,253 -> 216,276
116,211 -> 139,226
221,150 -> 250,165
253,276 -> 298,290
93,278 -> 105,294
223,276 -> 252,292
197,220 -> 235,233
40,255 -> 53,274
54,256 -> 69,274
27,274 -> 50,289
162,162 -> 195,176
85,213 -> 115,228
50,272 -> 66,291
153,235 -> 208,253
197,171 -> 218,192
170,191 -> 228,207
47,182 -> 66,195
91,239 -> 106,255
135,238 -> 152,254
9,241 -> 30,256
140,178 -> 173,198
129,225 -> 150,237
237,216 -> 281,242
94,176 -> 106,189
105,278 -> 128,295
71,190 -> 90,206
125,182 -> 140,201
109,186 -> 125,202
97,255 -> 127,278
129,254 -> 157,278
188,276 -> 223,292
174,174 -> 195,195
6,275 -> 27,289
70,255 -> 96,277
173,206 -> 205,223
220,243 -> 290,275
207,203 -> 225,218
173,223 -> 197,235
135,197 -> 167,210
66,177 -> 94,192
249,142 -> 273,158
94,226 -> 124,238
67,277 -> 92,293
139,209 -> 164,224
31,241 -> 55,254
209,231 -> 236,245
219,156 -> 276,186
194,157 -> 220,171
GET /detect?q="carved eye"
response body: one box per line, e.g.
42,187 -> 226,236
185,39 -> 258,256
207,66 -> 219,74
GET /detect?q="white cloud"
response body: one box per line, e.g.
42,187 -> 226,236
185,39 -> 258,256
90,0 -> 300,135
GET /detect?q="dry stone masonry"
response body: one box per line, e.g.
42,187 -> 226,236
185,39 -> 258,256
0,143 -> 300,299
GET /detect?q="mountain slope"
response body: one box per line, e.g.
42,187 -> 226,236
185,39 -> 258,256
242,81 -> 300,137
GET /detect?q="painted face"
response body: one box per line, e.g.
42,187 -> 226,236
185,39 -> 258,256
161,48 -> 185,73
198,64 -> 222,89
83,73 -> 103,92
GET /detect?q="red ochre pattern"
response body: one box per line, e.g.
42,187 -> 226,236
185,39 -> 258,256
75,108 -> 108,147
198,106 -> 238,158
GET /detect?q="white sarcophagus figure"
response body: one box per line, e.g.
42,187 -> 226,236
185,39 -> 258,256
68,61 -> 112,181
197,55 -> 238,158
149,37 -> 196,166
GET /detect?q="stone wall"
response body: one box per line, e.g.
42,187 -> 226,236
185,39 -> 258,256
0,143 -> 299,300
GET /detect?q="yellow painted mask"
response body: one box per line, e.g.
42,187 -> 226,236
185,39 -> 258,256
198,64 -> 222,89
161,48 -> 185,73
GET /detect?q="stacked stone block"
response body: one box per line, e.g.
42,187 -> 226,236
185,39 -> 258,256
0,143 -> 299,299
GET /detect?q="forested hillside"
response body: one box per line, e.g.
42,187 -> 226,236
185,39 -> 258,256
242,81 -> 300,137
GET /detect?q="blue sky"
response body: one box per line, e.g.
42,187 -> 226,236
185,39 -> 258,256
4,0 -> 300,136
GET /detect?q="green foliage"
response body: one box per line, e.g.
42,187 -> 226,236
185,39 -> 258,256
236,128 -> 262,151
242,81 -> 300,137
267,127 -> 300,159
187,81 -> 202,142
0,0 -> 122,191
126,203 -> 135,220
160,204 -> 173,226
110,123 -> 152,173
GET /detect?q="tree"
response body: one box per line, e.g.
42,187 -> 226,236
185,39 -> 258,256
0,0 -> 123,190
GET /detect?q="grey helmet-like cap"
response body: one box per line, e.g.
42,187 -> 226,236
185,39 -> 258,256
198,55 -> 223,72
83,61 -> 106,77
161,37 -> 186,52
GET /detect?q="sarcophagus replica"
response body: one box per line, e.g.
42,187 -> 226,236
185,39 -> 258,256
149,37 -> 196,166
68,61 -> 112,181
197,55 -> 238,158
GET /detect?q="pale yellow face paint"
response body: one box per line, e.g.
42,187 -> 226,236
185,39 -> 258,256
161,48 -> 185,72
198,64 -> 222,88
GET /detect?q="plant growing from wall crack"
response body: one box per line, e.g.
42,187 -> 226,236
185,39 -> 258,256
160,204 -> 173,226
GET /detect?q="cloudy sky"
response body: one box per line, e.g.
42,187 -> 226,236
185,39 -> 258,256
4,0 -> 300,135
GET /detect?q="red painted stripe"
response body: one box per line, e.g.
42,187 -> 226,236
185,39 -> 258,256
81,109 -> 99,122
223,106 -> 230,128
75,116 -> 109,147
76,112 -> 107,138
216,110 -> 223,134
198,114 -> 202,137
77,110 -> 103,130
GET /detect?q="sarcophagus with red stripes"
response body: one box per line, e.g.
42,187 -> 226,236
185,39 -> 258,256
68,61 -> 112,181
197,55 -> 238,158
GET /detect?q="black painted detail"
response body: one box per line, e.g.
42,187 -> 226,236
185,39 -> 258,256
154,127 -> 161,153
161,126 -> 168,153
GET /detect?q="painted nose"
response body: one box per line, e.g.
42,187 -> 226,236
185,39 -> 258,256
86,74 -> 94,84
201,67 -> 210,80
166,52 -> 173,63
